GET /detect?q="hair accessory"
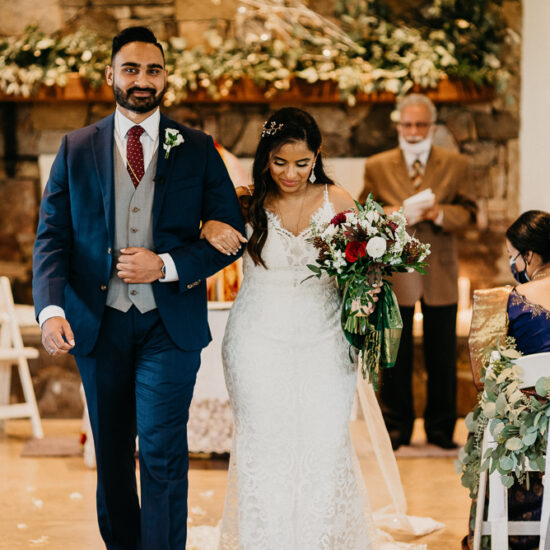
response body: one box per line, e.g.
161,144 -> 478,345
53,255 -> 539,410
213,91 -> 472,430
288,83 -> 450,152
261,120 -> 284,137
309,160 -> 317,183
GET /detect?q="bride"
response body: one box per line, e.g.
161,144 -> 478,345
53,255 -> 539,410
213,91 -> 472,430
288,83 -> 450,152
200,107 -> 436,550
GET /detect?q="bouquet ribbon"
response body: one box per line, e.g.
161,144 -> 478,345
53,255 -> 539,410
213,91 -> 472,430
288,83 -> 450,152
342,280 -> 403,390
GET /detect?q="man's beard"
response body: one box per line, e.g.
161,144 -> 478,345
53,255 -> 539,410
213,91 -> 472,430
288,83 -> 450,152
113,83 -> 166,114
399,134 -> 432,157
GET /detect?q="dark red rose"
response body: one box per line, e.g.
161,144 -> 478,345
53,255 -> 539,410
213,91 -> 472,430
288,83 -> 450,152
330,211 -> 348,226
388,221 -> 398,232
345,241 -> 367,263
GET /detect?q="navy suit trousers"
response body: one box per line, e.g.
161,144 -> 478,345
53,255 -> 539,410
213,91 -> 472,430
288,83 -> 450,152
76,306 -> 201,550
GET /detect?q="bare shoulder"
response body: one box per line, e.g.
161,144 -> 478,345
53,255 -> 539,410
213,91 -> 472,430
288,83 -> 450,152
327,184 -> 356,211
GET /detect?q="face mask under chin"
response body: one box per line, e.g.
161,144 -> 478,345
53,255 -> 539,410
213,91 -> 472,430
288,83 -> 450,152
510,256 -> 530,284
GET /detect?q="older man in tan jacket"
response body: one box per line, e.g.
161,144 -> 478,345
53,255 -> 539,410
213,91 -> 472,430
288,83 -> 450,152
359,94 -> 476,450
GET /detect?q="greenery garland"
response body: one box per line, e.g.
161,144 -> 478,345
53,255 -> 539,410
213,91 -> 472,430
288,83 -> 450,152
456,337 -> 550,496
0,0 -> 513,104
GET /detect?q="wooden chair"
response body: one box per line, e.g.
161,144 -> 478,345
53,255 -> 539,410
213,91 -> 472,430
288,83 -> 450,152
0,276 -> 43,438
473,351 -> 550,550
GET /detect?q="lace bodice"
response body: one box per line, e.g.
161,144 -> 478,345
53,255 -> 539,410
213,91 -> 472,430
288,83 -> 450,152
240,185 -> 335,290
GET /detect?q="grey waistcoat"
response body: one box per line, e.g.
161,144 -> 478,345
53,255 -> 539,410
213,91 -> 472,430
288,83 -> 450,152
106,146 -> 158,313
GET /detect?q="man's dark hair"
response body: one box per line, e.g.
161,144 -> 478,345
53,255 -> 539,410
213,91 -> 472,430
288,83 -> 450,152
111,26 -> 164,62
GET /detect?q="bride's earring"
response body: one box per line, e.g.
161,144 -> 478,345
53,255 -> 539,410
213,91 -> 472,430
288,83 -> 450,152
309,160 -> 316,183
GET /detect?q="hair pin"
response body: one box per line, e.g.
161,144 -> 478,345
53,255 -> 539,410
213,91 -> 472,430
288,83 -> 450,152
261,121 -> 284,137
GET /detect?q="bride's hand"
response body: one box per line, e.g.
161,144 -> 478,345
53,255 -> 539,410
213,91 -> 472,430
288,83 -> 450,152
201,220 -> 247,256
351,286 -> 382,317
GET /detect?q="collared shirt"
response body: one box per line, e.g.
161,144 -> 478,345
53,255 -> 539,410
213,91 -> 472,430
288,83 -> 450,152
402,149 -> 430,173
114,107 -> 160,172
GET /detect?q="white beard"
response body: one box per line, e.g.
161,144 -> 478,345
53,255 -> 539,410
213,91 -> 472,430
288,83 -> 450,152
399,134 -> 432,157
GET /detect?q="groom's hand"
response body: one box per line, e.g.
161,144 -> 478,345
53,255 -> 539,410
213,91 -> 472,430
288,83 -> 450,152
117,247 -> 164,283
42,317 -> 75,356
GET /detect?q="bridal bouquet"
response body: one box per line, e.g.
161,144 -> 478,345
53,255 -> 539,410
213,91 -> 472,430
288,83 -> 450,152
308,194 -> 431,389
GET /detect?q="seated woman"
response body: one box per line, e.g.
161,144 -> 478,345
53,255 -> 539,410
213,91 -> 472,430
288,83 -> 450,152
462,210 -> 550,550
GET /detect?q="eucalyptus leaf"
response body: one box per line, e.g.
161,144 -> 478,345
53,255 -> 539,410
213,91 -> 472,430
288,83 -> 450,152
535,376 -> 550,397
499,455 -> 514,471
522,431 -> 538,447
501,475 -> 514,489
495,392 -> 508,415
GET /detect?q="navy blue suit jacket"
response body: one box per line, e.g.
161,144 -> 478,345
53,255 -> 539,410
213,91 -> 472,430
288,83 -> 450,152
33,113 -> 245,356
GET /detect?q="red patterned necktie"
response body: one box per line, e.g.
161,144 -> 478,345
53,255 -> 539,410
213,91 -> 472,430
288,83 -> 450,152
127,125 -> 145,188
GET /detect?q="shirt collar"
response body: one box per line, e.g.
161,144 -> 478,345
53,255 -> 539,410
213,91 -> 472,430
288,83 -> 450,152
115,108 -> 160,141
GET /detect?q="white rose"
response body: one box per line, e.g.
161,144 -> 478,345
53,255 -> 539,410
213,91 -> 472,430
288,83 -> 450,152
366,237 -> 387,259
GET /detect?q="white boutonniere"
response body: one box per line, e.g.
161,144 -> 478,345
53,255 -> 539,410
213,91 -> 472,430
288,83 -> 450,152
163,128 -> 184,159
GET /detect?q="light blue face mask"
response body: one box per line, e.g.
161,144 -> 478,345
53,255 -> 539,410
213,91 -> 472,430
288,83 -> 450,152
510,252 -> 530,284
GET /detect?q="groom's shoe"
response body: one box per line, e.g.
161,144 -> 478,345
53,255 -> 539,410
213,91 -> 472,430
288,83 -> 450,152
389,431 -> 409,451
427,436 -> 458,449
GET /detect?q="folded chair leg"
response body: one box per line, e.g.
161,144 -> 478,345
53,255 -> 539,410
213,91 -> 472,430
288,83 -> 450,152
488,465 -> 508,550
473,467 -> 487,550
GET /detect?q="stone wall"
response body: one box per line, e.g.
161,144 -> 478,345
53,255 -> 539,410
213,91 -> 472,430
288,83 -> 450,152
0,0 -> 522,417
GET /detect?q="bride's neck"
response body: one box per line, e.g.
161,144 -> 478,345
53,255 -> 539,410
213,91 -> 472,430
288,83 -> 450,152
271,185 -> 310,203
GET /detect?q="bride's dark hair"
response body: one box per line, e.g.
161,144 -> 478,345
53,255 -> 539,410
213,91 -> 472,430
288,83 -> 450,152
243,107 -> 335,268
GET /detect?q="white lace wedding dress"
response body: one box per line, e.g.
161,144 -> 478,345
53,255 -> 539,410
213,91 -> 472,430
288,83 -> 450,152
219,186 -> 375,549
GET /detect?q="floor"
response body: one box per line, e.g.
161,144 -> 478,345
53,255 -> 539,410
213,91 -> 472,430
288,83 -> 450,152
0,418 -> 470,549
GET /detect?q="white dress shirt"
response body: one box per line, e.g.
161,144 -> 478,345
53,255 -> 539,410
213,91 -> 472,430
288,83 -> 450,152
38,108 -> 179,328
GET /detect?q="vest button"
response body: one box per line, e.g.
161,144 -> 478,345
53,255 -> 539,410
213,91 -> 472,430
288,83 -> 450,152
132,207 -> 140,213
100,284 -> 107,291
130,290 -> 137,296
130,227 -> 138,233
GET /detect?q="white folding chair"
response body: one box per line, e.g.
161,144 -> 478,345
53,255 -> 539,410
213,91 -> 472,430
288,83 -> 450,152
0,276 -> 43,438
473,351 -> 550,550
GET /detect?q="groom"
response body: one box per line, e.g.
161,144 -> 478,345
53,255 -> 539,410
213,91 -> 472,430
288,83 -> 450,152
33,27 -> 245,549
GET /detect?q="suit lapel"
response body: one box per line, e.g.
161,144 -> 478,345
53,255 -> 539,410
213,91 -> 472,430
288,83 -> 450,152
391,149 -> 414,195
153,114 -> 181,230
91,114 -> 115,245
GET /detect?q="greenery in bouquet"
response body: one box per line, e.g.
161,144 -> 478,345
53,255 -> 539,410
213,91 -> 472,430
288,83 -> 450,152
308,194 -> 430,389
456,337 -> 550,538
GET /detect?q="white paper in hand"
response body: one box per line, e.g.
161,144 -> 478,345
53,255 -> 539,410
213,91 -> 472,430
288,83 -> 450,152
403,188 -> 435,225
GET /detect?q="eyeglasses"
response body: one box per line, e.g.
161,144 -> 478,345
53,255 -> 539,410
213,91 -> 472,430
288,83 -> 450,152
398,122 -> 432,129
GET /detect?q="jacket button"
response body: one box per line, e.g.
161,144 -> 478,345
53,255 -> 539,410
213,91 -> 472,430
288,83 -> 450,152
100,284 -> 107,291
107,248 -> 112,254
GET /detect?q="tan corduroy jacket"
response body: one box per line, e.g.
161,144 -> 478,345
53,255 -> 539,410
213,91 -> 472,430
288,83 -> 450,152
359,146 -> 477,307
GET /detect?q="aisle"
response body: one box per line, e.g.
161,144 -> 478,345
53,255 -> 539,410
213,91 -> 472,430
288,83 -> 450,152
0,419 -> 469,549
